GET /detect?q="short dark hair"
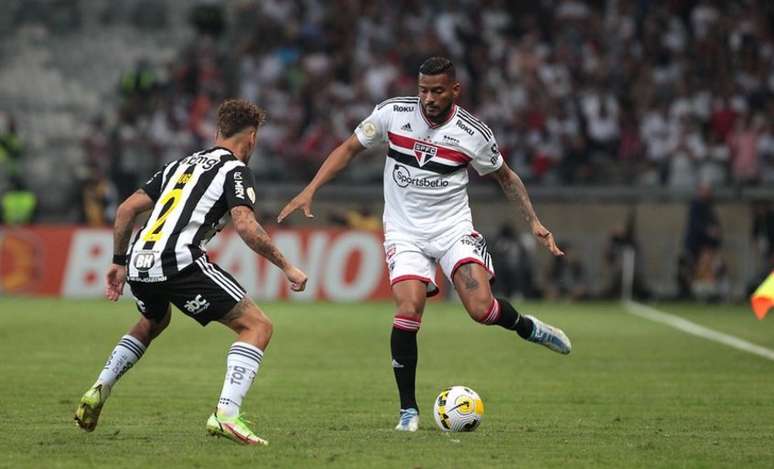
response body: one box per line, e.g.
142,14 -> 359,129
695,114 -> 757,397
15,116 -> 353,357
418,57 -> 456,79
216,99 -> 266,138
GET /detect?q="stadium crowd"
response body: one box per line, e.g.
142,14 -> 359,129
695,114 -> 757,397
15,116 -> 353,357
71,0 -> 774,203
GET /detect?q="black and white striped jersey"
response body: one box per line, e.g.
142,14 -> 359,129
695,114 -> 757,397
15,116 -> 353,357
126,146 -> 256,282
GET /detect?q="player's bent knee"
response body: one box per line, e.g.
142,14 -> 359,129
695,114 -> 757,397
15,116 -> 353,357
240,305 -> 273,336
467,297 -> 497,324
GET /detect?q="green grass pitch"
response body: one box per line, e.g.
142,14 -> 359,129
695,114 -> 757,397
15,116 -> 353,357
1,298 -> 774,468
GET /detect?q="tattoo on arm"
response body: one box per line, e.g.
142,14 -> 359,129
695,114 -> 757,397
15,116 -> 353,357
458,264 -> 480,290
231,206 -> 289,270
495,168 -> 537,226
113,204 -> 136,255
113,189 -> 154,256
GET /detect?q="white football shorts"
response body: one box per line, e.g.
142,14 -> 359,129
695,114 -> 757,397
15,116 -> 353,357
384,229 -> 495,297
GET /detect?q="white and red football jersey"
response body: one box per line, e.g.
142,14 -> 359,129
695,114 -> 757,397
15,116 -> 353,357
354,96 -> 503,239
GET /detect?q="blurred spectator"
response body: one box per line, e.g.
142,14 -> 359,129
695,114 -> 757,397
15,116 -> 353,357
79,167 -> 116,227
603,213 -> 650,299
544,243 -> 588,301
0,113 -> 23,182
752,200 -> 774,260
1,177 -> 37,225
680,183 -> 729,300
691,245 -> 729,302
728,113 -> 764,185
684,183 -> 721,260
490,225 -> 538,299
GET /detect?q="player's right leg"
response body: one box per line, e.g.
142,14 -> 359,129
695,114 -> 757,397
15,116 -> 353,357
384,239 -> 436,432
390,279 -> 428,432
74,300 -> 171,432
208,297 -> 272,446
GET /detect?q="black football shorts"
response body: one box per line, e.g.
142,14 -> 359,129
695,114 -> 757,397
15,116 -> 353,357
128,255 -> 247,326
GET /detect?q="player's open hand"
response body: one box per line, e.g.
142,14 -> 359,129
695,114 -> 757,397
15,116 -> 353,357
532,221 -> 564,257
284,265 -> 308,292
277,191 -> 315,223
105,264 -> 127,301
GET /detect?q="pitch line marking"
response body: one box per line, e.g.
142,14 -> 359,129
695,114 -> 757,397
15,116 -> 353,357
624,301 -> 774,362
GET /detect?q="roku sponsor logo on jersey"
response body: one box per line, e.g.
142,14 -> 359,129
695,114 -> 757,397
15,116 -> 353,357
392,164 -> 449,189
181,155 -> 219,170
456,120 -> 474,136
393,105 -> 414,112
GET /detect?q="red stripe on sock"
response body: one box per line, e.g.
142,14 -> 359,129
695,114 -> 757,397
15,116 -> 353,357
483,299 -> 500,324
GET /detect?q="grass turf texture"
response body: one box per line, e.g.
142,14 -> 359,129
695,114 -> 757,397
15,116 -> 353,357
1,298 -> 773,468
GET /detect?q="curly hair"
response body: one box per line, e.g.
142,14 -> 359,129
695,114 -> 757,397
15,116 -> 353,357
216,99 -> 266,138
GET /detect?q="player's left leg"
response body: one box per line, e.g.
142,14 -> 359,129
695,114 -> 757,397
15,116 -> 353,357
208,297 -> 271,446
438,229 -> 572,354
452,262 -> 571,354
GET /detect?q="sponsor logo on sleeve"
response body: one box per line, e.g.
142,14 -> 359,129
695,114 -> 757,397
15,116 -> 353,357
233,172 -> 245,199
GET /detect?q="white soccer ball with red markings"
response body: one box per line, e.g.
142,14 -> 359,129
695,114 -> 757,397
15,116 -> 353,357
433,386 -> 484,432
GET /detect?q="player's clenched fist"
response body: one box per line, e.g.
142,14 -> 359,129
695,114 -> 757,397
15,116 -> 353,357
284,265 -> 308,292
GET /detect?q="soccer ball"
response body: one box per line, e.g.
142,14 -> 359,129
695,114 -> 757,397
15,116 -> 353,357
433,386 -> 484,432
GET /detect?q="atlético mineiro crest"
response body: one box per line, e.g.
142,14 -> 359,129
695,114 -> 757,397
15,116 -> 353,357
413,142 -> 437,166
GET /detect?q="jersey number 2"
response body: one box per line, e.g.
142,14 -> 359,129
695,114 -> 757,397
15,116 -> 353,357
143,188 -> 183,242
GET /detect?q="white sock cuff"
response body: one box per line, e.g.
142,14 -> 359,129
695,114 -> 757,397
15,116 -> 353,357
118,334 -> 146,359
228,341 -> 264,366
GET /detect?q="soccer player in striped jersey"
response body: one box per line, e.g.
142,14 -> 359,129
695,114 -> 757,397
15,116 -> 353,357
74,99 -> 308,446
279,57 -> 571,432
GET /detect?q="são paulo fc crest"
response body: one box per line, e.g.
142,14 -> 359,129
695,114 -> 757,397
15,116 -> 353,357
413,142 -> 437,166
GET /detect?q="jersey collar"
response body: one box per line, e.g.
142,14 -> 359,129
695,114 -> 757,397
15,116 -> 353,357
419,103 -> 458,129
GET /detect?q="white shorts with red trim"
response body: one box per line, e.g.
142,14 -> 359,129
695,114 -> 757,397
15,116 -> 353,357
384,229 -> 494,297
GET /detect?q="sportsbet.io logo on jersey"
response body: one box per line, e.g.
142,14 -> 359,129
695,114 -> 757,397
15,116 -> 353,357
392,164 -> 449,189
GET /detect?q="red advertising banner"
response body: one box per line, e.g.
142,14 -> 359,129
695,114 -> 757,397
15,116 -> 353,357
0,226 -> 447,301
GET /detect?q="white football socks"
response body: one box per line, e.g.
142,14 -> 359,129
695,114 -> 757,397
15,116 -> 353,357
217,342 -> 263,417
95,334 -> 146,388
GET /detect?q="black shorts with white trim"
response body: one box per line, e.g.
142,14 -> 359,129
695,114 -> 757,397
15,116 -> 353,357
128,255 -> 247,326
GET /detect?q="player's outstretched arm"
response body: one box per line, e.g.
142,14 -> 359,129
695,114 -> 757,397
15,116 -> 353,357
106,189 -> 155,301
231,205 -> 308,291
491,163 -> 564,257
277,134 -> 366,223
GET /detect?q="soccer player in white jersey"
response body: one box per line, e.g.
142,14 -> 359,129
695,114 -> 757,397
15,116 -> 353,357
279,57 -> 572,431
74,100 -> 308,445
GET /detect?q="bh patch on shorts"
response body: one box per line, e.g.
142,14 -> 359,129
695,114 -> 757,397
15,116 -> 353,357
128,256 -> 247,326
